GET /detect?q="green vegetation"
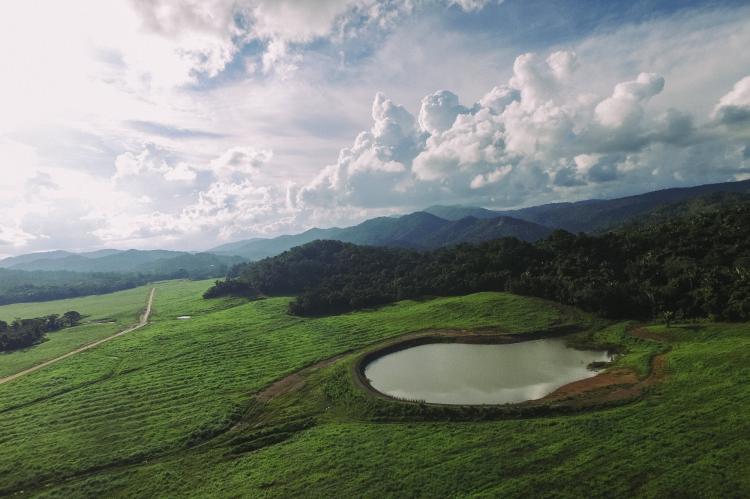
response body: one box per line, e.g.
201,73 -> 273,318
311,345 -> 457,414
0,251 -> 245,306
1,279 -> 749,497
0,283 -> 584,495
2,249 -> 243,275
0,310 -> 81,352
0,284 -> 153,377
0,268 -> 155,305
210,198 -> 750,320
210,211 -> 551,260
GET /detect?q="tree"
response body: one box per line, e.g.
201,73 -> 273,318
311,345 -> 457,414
63,311 -> 82,326
663,310 -> 675,328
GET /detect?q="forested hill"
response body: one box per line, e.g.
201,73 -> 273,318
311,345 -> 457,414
209,212 -> 552,260
0,269 -> 153,305
1,249 -> 243,275
207,197 -> 750,321
0,251 -> 242,306
426,177 -> 750,232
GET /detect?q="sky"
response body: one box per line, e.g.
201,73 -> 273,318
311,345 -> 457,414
1,0 -> 749,257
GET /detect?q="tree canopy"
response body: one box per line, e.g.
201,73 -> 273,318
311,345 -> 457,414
206,198 -> 750,321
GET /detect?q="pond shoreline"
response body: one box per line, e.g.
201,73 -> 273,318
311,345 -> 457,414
352,325 -> 601,407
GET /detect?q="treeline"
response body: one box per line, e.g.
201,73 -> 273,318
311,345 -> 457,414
206,198 -> 750,321
0,311 -> 81,352
0,266 -> 229,306
0,270 -> 155,305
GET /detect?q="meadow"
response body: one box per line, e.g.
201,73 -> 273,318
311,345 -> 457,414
1,279 -> 749,497
0,284 -> 154,378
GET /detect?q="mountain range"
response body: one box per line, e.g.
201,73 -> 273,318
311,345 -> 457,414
209,212 -> 553,260
211,178 -> 750,260
426,178 -> 750,232
0,249 -> 243,277
6,177 -> 750,270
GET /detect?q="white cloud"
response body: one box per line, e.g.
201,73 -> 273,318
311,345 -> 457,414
114,144 -> 198,184
210,146 -> 273,181
418,90 -> 468,135
595,72 -> 665,128
296,42 -> 747,213
1,2 -> 750,255
713,75 -> 750,125
298,91 -> 420,208
449,0 -> 501,12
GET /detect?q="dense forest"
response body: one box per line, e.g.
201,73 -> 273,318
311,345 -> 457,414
206,197 -> 750,321
0,311 -> 81,352
0,270 -> 155,305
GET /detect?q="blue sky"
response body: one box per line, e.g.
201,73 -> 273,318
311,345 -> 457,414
0,0 -> 748,256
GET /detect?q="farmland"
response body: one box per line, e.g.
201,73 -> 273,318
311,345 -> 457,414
1,280 -> 749,497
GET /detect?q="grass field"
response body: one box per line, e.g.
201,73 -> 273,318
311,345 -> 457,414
0,284 -> 155,378
1,280 -> 749,497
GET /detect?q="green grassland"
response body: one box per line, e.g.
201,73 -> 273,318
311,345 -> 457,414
0,284 -> 156,377
1,280 -> 749,497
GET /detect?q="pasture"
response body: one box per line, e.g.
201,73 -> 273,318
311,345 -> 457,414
0,280 -> 748,497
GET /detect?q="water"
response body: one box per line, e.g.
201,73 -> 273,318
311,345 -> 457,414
363,338 -> 610,405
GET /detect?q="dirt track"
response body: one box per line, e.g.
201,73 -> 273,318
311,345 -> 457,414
0,287 -> 156,386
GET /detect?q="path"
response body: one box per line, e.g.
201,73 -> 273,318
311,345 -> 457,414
0,287 -> 156,386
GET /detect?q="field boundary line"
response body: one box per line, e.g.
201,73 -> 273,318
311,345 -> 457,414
0,287 -> 156,386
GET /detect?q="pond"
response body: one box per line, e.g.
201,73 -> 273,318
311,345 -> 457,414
363,338 -> 611,405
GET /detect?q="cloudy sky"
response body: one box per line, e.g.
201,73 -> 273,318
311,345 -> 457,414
1,0 -> 749,257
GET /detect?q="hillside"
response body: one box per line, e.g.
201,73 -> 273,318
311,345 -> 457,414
425,178 -> 750,233
0,268 -> 154,305
2,249 -> 243,277
209,196 -> 750,319
0,251 -> 244,306
1,278 -> 749,497
211,212 -> 552,260
211,178 -> 750,262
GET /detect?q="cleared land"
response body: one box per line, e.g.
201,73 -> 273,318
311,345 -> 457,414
0,280 -> 748,497
0,287 -> 154,385
0,284 -> 157,378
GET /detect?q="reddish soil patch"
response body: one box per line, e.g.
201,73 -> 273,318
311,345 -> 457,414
630,326 -> 669,342
256,353 -> 346,402
542,368 -> 639,401
539,351 -> 668,408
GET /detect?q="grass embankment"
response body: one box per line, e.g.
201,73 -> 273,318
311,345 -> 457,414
1,281 -> 749,497
0,287 -> 579,495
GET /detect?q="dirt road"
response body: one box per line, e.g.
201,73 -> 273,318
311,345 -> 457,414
0,287 -> 156,386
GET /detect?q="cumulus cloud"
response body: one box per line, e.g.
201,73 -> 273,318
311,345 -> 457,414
94,143 -> 289,247
295,47 -> 744,212
418,90 -> 469,135
713,75 -> 750,125
595,72 -> 665,128
2,2 -> 750,256
298,92 -> 420,207
210,146 -> 273,181
114,144 -> 197,184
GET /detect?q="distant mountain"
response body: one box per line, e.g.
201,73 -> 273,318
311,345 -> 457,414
426,178 -> 750,233
211,211 -> 553,260
0,250 -> 77,268
421,205 -> 502,221
2,249 -> 243,277
81,249 -> 124,259
7,249 -> 184,272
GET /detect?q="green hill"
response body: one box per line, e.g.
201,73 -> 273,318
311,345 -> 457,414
211,212 -> 552,260
475,178 -> 750,233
